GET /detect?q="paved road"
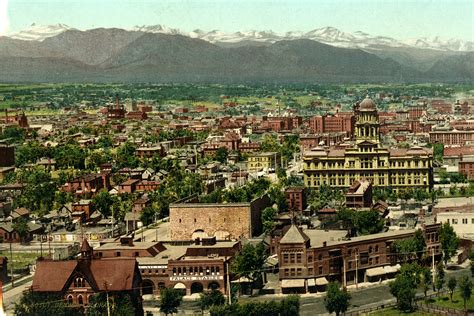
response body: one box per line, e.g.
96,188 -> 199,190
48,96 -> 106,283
4,276 -> 33,314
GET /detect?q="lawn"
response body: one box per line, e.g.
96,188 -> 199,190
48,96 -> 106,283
427,291 -> 474,312
0,251 -> 41,270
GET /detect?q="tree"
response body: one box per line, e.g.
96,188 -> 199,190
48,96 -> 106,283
392,229 -> 426,263
419,267 -> 432,298
447,277 -> 457,302
12,217 -> 30,243
433,143 -> 444,162
389,273 -> 416,312
261,207 -> 277,234
352,209 -> 384,235
324,282 -> 351,316
199,290 -> 225,312
88,293 -> 137,316
159,288 -> 183,316
214,147 -> 228,163
439,222 -> 460,265
140,206 -> 157,226
435,262 -> 445,292
231,243 -> 266,289
458,276 -> 473,312
92,189 -> 115,218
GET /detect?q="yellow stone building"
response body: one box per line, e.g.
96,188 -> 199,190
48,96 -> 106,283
247,152 -> 281,172
302,97 -> 433,192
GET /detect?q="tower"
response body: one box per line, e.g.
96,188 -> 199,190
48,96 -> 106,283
354,96 -> 380,148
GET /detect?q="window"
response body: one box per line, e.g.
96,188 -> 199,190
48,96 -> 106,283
179,219 -> 181,223
283,254 -> 289,263
463,218 -> 468,224
452,219 -> 458,224
194,218 -> 196,223
67,295 -> 73,304
116,251 -> 121,257
284,269 -> 289,276
318,266 -> 323,274
318,254 -> 323,261
78,295 -> 84,305
134,252 -> 139,257
296,253 -> 302,263
296,268 -> 302,276
375,245 -> 379,253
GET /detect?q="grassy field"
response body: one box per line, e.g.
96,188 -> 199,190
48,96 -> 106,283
0,251 -> 41,270
427,291 -> 474,312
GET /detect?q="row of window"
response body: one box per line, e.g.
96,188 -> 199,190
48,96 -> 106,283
447,218 -> 474,225
172,266 -> 220,276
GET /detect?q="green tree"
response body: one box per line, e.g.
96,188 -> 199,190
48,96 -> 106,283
435,262 -> 445,292
447,277 -> 457,302
140,206 -> 157,226
231,243 -> 266,289
214,147 -> 228,163
116,142 -> 138,168
261,207 -> 277,234
389,273 -> 416,312
159,288 -> 183,316
352,209 -> 384,235
419,267 -> 432,298
392,229 -> 426,263
324,282 -> 351,316
458,276 -> 473,312
439,222 -> 460,264
88,293 -> 137,316
92,189 -> 115,218
433,143 -> 444,162
199,290 -> 225,312
12,217 -> 30,243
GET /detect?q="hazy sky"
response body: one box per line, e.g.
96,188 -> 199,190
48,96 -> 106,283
3,0 -> 473,40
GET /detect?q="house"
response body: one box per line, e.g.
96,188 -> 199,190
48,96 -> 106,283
0,222 -> 43,243
72,200 -> 94,222
346,179 -> 373,209
31,240 -> 143,313
119,179 -> 140,194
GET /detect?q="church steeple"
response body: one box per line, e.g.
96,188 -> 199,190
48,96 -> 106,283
79,239 -> 93,261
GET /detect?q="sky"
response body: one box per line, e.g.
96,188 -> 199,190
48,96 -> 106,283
1,0 -> 473,40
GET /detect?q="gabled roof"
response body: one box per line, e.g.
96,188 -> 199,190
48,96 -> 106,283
280,225 -> 309,244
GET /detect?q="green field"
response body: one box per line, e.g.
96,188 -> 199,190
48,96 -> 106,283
0,251 -> 41,270
426,291 -> 474,312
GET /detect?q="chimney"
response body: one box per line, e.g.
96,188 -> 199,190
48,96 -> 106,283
323,241 -> 327,247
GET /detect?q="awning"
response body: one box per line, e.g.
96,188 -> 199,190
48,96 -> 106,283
307,278 -> 316,287
281,279 -> 305,288
315,277 -> 329,286
366,266 -> 386,277
231,276 -> 252,283
173,283 -> 186,289
384,264 -> 401,274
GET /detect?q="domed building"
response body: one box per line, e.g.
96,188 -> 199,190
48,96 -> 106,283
303,97 -> 433,192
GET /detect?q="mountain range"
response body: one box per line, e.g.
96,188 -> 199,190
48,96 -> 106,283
0,24 -> 472,83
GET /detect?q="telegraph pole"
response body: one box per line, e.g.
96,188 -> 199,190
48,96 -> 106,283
431,248 -> 436,286
9,241 -> 14,287
355,250 -> 358,290
104,281 -> 111,316
343,255 -> 347,288
226,260 -> 232,305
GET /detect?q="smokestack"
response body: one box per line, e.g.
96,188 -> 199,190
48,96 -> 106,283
116,94 -> 120,110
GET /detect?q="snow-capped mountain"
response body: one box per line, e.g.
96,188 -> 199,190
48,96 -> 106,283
9,23 -> 75,41
6,24 -> 473,52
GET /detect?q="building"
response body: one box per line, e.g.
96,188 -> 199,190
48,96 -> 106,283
247,152 -> 281,173
437,211 -> 474,239
62,174 -> 109,197
0,145 -> 14,167
278,224 -> 441,293
309,113 -> 354,136
95,236 -> 240,296
346,179 -> 372,209
107,95 -> 126,120
430,130 -> 474,146
32,240 -> 143,313
285,187 -> 307,212
302,97 -> 434,192
459,158 -> 474,180
169,195 -> 271,241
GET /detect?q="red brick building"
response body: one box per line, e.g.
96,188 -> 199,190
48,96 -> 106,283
430,130 -> 474,146
309,113 -> 354,136
32,240 -> 143,313
285,187 -> 307,212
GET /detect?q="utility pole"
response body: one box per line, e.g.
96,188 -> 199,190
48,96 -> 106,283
431,248 -> 436,286
155,214 -> 158,241
343,255 -> 347,288
9,241 -> 14,287
355,250 -> 358,290
226,260 -> 232,305
104,281 -> 111,316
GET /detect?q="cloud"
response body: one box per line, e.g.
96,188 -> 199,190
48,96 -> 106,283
0,0 -> 9,36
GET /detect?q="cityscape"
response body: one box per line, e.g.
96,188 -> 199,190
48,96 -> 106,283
0,0 -> 473,315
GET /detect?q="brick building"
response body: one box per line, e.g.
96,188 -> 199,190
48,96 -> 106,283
278,224 -> 441,293
309,113 -> 354,136
459,158 -> 474,180
430,130 -> 474,146
32,240 -> 143,313
346,179 -> 373,209
96,237 -> 240,296
285,187 -> 307,212
169,195 -> 271,241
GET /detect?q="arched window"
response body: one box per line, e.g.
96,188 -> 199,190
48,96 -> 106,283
78,295 -> 84,305
67,295 -> 73,304
318,254 -> 323,261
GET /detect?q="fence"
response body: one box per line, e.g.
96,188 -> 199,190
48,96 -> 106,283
416,301 -> 469,316
345,302 -> 397,316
